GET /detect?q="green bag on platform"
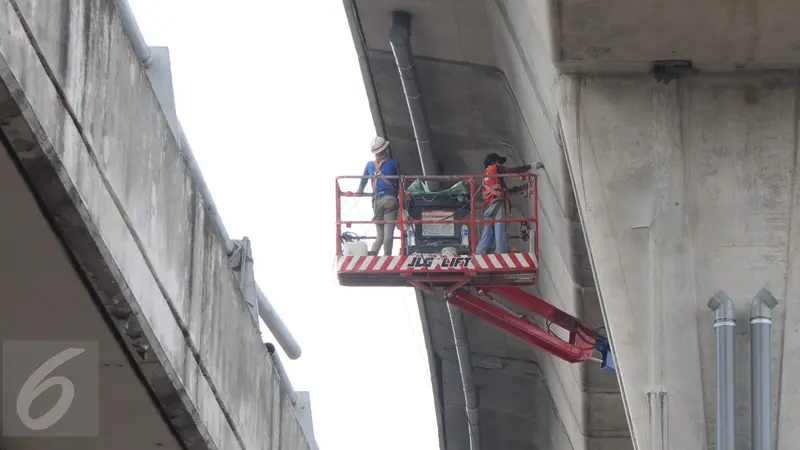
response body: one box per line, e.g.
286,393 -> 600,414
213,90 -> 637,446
406,179 -> 470,198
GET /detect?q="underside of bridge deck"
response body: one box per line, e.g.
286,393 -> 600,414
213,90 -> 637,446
344,1 -> 800,449
343,1 -> 630,449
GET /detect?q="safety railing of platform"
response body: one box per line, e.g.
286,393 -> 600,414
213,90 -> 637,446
334,173 -> 539,261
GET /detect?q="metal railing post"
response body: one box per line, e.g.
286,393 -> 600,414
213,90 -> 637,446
399,175 -> 406,255
469,176 -> 476,254
534,175 -> 539,262
335,179 -> 342,255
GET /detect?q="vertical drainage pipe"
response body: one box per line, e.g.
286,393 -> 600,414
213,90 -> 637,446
389,10 -> 439,191
447,304 -> 481,450
388,9 -> 479,448
112,0 -> 302,359
751,288 -> 777,450
266,343 -> 298,405
112,0 -> 152,66
258,286 -> 302,359
707,290 -> 736,450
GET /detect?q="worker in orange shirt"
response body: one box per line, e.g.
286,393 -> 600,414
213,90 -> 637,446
476,153 -> 531,254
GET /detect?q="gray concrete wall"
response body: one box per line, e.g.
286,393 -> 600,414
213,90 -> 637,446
486,1 -> 630,449
0,0 -> 310,449
557,71 -> 800,450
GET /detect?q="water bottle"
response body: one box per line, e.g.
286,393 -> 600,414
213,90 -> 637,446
461,225 -> 469,247
406,225 -> 416,247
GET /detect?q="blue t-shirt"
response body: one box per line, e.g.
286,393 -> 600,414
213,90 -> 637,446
358,159 -> 399,198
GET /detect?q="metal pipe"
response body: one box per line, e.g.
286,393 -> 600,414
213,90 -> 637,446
111,0 -> 152,67
707,290 -> 736,450
172,98 -> 303,359
388,10 -> 439,191
258,286 -> 302,360
447,304 -> 481,450
388,10 -> 479,447
750,288 -> 777,450
265,343 -> 298,405
113,3 -> 304,358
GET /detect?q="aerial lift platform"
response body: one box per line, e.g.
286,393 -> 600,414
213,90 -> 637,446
335,173 -> 615,370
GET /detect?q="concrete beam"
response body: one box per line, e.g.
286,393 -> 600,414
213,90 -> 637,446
0,0 -> 311,448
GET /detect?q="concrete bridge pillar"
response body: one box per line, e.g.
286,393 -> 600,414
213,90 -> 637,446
558,72 -> 799,450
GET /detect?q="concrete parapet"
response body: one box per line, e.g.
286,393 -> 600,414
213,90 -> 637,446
0,0 -> 311,449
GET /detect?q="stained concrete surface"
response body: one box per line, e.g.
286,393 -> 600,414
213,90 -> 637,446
0,134 -> 184,450
559,73 -> 800,450
0,0 -> 310,449
348,0 -> 800,449
556,0 -> 800,72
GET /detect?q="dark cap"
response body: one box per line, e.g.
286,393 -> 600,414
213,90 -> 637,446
483,152 -> 507,168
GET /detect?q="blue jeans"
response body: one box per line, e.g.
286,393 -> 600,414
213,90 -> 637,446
476,202 -> 508,254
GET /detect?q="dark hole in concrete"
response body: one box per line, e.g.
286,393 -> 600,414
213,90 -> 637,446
651,60 -> 695,85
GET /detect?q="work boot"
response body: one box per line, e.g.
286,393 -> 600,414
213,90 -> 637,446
368,251 -> 378,256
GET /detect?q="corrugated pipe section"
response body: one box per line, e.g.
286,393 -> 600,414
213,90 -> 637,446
265,343 -> 298,405
389,10 -> 481,450
388,10 -> 439,192
448,304 -> 481,449
111,0 -> 302,359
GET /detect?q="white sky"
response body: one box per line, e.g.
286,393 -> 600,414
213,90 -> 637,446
128,1 -> 439,449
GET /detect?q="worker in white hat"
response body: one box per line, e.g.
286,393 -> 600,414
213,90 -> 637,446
356,136 -> 401,256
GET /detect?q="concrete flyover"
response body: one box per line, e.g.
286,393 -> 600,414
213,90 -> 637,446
0,1 -> 311,449
345,1 -> 800,449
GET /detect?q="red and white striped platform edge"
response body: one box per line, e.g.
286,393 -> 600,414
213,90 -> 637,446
336,252 -> 538,274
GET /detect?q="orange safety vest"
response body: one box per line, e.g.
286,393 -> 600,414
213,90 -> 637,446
482,164 -> 511,212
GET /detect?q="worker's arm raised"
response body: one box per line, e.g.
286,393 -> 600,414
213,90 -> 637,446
498,163 -> 532,174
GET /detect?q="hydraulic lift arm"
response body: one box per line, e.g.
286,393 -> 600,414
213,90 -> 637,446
447,286 -> 616,373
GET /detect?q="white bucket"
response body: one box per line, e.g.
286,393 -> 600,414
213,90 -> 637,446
343,241 -> 369,257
